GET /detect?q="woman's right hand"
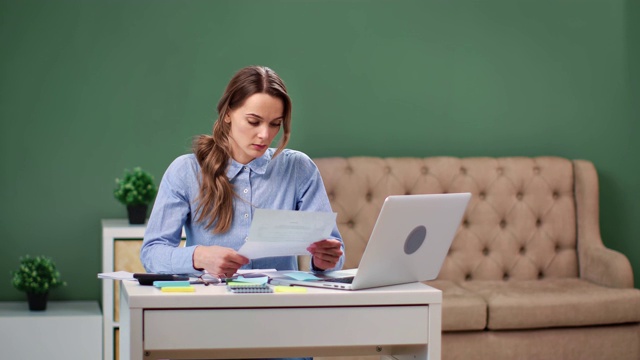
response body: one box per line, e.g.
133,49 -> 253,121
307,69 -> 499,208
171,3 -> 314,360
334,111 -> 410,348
192,245 -> 249,277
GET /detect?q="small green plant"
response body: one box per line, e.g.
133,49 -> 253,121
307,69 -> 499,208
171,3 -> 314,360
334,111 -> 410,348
114,167 -> 158,206
11,255 -> 66,295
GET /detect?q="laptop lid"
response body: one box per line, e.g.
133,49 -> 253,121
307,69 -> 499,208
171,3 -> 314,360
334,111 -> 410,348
271,193 -> 471,290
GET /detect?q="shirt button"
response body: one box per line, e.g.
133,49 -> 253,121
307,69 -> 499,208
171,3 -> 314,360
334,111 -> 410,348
243,189 -> 248,194
244,213 -> 249,218
244,166 -> 248,171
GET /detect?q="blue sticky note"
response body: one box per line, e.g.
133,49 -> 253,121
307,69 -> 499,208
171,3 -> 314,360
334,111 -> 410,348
230,276 -> 269,285
283,272 -> 321,281
154,281 -> 191,288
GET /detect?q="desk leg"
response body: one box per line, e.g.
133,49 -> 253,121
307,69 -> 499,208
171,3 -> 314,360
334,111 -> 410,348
427,302 -> 441,360
119,283 -> 143,360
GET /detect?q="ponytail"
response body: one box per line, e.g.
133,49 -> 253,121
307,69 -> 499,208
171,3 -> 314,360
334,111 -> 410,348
192,129 -> 234,233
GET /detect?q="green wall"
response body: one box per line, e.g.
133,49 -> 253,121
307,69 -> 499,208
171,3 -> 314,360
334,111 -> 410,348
1,0 -> 638,302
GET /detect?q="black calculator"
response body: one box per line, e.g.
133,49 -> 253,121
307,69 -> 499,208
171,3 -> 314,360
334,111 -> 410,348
133,273 -> 190,286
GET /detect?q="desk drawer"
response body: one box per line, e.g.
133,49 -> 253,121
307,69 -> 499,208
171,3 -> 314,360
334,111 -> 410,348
144,305 -> 429,350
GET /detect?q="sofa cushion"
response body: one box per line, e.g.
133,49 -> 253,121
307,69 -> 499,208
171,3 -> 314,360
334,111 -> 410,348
425,280 -> 487,331
460,278 -> 640,330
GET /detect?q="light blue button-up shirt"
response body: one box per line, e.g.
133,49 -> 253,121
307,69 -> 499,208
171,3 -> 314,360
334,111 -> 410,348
140,148 -> 344,275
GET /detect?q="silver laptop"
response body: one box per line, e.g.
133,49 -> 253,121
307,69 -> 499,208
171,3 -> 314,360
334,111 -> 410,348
270,193 -> 471,290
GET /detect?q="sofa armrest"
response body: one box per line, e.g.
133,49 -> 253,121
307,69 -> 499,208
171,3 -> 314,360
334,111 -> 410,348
573,160 -> 634,288
580,244 -> 634,288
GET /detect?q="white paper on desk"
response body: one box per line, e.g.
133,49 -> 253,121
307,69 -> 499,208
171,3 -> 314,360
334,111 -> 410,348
98,271 -> 135,280
237,209 -> 337,259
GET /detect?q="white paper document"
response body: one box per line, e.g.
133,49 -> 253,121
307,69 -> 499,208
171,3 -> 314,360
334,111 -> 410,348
237,209 -> 337,259
97,271 -> 135,280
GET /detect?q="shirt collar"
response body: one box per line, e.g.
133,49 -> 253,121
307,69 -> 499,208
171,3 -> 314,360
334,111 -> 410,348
226,149 -> 273,179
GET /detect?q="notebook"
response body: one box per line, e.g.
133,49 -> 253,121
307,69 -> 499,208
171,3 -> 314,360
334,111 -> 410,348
270,193 -> 471,290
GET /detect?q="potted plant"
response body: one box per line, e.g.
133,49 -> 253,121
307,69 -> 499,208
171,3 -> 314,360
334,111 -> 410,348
114,167 -> 158,224
11,255 -> 66,311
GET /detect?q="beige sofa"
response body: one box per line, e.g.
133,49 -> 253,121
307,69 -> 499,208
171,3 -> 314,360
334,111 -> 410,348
309,156 -> 640,360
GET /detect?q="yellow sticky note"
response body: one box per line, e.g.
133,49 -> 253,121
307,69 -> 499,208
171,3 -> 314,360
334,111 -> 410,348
274,286 -> 307,293
161,286 -> 195,292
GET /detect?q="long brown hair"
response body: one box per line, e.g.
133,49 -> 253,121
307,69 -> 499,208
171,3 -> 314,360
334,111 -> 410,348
192,66 -> 292,233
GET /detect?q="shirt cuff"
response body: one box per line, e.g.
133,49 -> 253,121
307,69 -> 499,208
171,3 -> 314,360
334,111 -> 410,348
310,256 -> 326,272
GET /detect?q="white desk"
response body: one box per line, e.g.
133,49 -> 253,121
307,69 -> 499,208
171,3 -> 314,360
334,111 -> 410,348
119,280 -> 441,360
0,301 -> 102,360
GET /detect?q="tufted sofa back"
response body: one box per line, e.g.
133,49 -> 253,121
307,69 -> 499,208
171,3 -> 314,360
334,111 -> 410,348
314,156 -> 579,283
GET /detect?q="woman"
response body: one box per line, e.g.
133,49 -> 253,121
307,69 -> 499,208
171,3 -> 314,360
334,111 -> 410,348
141,65 -> 344,280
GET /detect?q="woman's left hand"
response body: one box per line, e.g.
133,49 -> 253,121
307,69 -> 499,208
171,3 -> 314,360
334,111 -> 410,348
307,239 -> 343,270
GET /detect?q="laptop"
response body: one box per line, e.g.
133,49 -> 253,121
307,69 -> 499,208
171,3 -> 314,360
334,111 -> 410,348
270,192 -> 471,290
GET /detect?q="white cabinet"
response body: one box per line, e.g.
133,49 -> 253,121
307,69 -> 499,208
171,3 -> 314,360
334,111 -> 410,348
102,219 -> 147,360
0,301 -> 102,359
101,219 -> 185,360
